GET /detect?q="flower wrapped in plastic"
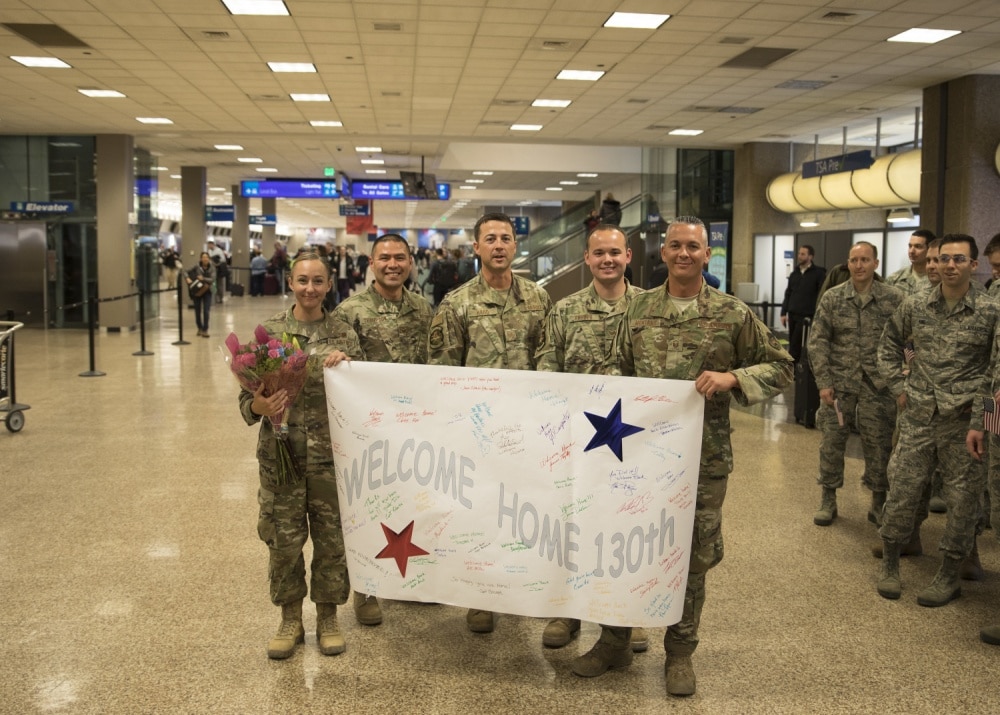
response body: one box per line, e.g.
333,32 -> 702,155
225,324 -> 310,486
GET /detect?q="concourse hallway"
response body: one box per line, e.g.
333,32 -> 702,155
1,294 -> 998,714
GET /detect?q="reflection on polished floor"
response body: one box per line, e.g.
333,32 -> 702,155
1,292 -> 998,715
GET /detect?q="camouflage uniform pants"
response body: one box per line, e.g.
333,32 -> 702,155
816,382 -> 895,492
664,475 -> 727,657
880,409 -> 986,559
257,464 -> 349,606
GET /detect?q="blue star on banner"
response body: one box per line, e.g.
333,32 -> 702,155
583,398 -> 645,461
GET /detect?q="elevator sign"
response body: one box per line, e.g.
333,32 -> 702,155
10,201 -> 75,214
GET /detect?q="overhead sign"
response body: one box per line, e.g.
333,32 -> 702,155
249,214 -> 277,225
339,204 -> 370,216
10,201 -> 75,214
801,149 -> 873,178
205,205 -> 234,221
352,181 -> 451,201
512,216 -> 530,235
241,180 -> 339,199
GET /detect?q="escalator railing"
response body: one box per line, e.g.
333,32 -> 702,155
520,194 -> 645,285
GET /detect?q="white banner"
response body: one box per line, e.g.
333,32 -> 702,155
325,362 -> 703,627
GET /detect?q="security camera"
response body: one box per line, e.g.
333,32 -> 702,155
337,146 -> 343,152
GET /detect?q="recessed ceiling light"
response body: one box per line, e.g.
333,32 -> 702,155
310,120 -> 343,127
256,167 -> 278,173
466,179 -> 484,183
136,117 -> 173,124
532,99 -> 571,108
557,69 -> 604,81
10,56 -> 71,68
151,166 -> 168,171
604,12 -> 670,29
511,124 -> 542,131
546,187 -> 563,191
214,144 -> 243,150
577,173 -> 598,178
360,159 -> 384,165
170,174 -> 181,179
356,146 -> 382,152
669,128 -> 703,136
472,171 -> 493,176
238,157 -> 263,163
291,93 -> 330,102
222,0 -> 289,16
78,88 -> 125,98
267,62 -> 316,73
209,187 -> 227,192
365,169 -> 387,174
458,185 -> 477,190
559,180 -> 579,185
887,28 -> 961,44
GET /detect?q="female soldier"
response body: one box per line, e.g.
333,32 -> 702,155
238,251 -> 363,659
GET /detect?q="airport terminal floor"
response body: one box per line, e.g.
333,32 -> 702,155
1,289 -> 998,714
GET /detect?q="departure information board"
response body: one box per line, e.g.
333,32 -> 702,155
240,180 -> 339,198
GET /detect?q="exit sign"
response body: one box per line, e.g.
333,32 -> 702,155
324,167 -> 336,177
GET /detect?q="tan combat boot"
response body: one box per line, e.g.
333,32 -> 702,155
665,654 -> 696,696
876,541 -> 902,600
316,602 -> 346,655
631,627 -> 649,653
916,555 -> 962,607
813,487 -> 837,526
267,599 -> 304,660
571,627 -> 633,677
466,608 -> 495,633
353,592 -> 383,625
542,618 -> 580,648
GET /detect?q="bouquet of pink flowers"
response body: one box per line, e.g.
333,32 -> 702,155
225,324 -> 310,486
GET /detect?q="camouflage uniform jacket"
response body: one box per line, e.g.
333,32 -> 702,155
885,265 -> 929,294
427,273 -> 552,369
621,281 -> 794,476
332,283 -> 433,364
239,307 -> 363,484
535,281 -> 642,375
808,280 -> 905,394
877,282 -> 999,429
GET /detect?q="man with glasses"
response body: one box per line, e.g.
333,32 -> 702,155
534,224 -> 648,675
427,212 -> 552,634
332,233 -> 434,628
877,235 -> 999,607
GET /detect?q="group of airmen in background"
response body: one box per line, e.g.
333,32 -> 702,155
806,228 -> 1000,645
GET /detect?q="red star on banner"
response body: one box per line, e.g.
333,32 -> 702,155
375,520 -> 429,577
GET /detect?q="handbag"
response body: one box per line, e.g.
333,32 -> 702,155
189,279 -> 210,298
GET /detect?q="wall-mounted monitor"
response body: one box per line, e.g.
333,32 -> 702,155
400,171 -> 438,199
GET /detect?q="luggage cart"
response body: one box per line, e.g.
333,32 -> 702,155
0,321 -> 30,433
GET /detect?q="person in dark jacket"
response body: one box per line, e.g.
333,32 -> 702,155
599,193 -> 622,226
780,245 -> 826,362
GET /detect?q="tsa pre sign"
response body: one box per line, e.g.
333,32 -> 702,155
324,362 -> 702,627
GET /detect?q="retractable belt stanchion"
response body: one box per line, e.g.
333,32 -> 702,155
172,273 -> 190,346
79,294 -> 106,377
133,287 -> 154,357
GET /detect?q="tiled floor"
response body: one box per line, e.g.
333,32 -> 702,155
1,291 -> 998,714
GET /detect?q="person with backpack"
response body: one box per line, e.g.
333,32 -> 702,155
429,247 -> 459,306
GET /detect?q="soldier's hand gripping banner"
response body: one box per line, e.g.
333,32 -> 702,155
325,362 -> 703,627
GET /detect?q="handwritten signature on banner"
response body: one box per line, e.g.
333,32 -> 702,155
325,362 -> 704,628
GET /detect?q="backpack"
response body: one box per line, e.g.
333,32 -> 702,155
432,259 -> 459,289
